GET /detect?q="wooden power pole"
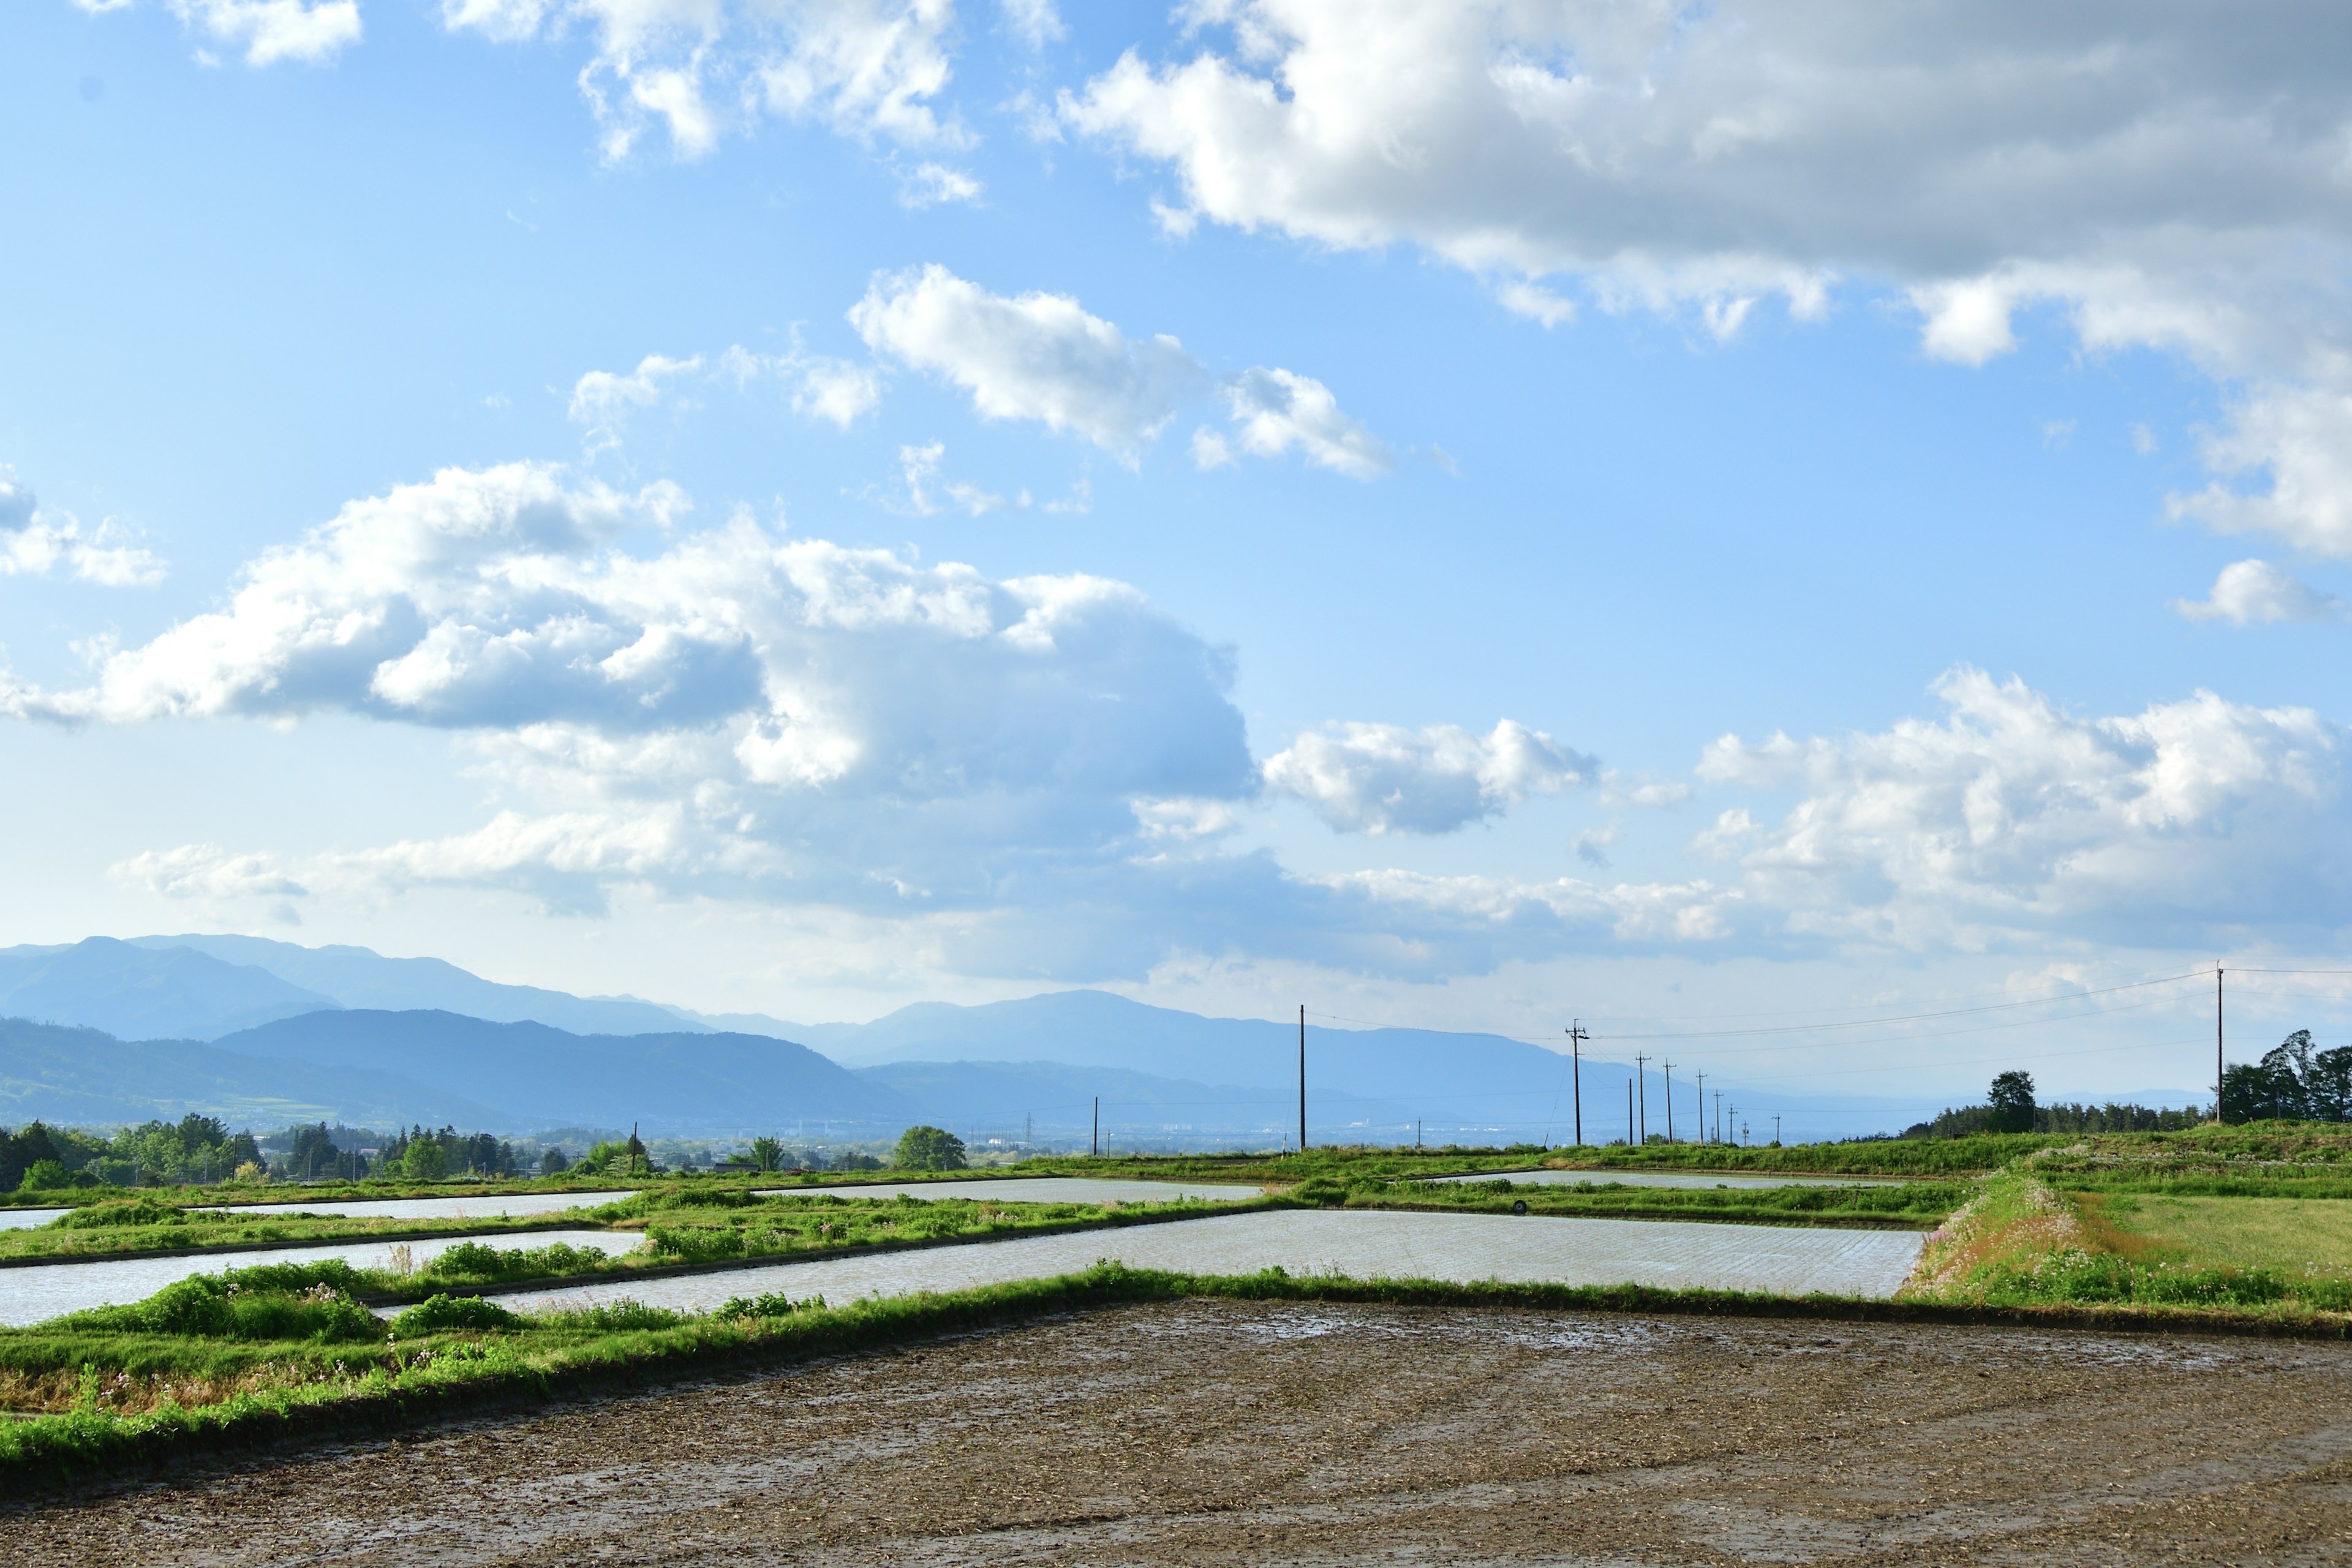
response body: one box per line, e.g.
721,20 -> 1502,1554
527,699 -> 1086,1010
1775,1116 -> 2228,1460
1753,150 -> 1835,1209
1566,1021 -> 1588,1147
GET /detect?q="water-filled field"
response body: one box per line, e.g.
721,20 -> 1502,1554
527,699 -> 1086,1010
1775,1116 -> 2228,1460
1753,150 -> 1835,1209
484,1207 -> 1924,1317
0,1229 -> 635,1327
1422,1169 -> 1894,1190
0,1208 -> 72,1232
755,1177 -> 1267,1205
197,1189 -> 641,1221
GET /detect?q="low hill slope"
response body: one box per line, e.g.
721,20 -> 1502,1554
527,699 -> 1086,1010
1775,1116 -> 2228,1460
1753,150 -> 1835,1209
209,1011 -> 913,1134
0,1016 -> 503,1131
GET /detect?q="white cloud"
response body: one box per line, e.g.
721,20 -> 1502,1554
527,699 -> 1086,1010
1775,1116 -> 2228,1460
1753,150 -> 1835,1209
1063,2 -> 2352,553
0,468 -> 165,587
443,0 -> 962,162
2172,559 -> 2346,625
2170,386 -> 2352,556
719,342 -> 883,428
17,461 -> 1262,927
1598,770 -> 1689,810
847,266 -> 1386,473
165,0 -> 361,65
850,265 -> 1206,459
1264,718 -> 1595,835
887,440 -> 1014,516
567,352 -> 703,452
1694,666 -> 2351,949
999,0 -> 1059,48
1220,367 -> 1389,478
898,160 -> 982,208
1572,821 -> 1619,868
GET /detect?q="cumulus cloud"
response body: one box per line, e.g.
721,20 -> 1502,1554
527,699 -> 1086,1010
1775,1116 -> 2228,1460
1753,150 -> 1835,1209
1219,367 -> 1389,478
1695,666 -> 2352,949
851,265 -> 1205,459
720,341 -> 884,428
443,0 -> 962,162
2173,559 -> 2346,625
11,461 -> 1266,924
1264,719 -> 1596,835
850,265 -> 1386,469
567,353 -> 703,452
897,160 -> 982,208
0,468 -> 165,587
157,0 -> 361,65
1063,2 -> 2352,552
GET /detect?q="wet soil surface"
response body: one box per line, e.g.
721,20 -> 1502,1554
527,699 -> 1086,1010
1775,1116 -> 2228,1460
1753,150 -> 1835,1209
13,1300 -> 2352,1565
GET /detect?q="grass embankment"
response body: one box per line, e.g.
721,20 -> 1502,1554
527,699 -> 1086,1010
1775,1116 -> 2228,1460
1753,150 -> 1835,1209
0,1199 -> 630,1264
0,1162 -> 1148,1223
1297,1174 -> 1963,1229
0,1186 -> 1240,1275
1901,1167 -> 2352,1317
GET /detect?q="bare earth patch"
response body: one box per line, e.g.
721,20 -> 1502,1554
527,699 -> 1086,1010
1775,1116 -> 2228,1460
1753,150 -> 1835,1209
10,1298 -> 2352,1566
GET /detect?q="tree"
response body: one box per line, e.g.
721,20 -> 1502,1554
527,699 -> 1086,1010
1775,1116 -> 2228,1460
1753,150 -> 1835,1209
401,1138 -> 448,1180
540,1147 -> 570,1177
893,1125 -> 967,1171
17,1159 -> 69,1193
2222,1031 -> 2321,1123
749,1136 -> 786,1172
1987,1071 -> 2037,1134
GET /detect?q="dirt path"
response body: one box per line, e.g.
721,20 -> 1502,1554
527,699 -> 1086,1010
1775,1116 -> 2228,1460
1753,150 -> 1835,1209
13,1300 -> 2352,1565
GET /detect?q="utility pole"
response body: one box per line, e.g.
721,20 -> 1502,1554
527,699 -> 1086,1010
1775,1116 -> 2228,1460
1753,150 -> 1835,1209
1663,1059 -> 1676,1144
1773,1114 -> 1782,1147
1566,1022 -> 1588,1147
1634,1054 -> 1649,1144
1298,1005 -> 1308,1155
1091,1098 -> 1099,1158
1695,1072 -> 1706,1144
1714,1090 -> 1723,1145
2215,963 -> 2226,1124
1416,1119 -> 1422,1149
1627,1079 -> 1634,1146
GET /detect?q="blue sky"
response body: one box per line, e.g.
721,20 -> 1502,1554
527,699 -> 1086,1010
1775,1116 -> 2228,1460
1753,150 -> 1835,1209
6,1 -> 2352,1112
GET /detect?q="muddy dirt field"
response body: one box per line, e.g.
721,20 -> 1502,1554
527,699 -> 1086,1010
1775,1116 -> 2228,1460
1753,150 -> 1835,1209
12,1299 -> 2352,1565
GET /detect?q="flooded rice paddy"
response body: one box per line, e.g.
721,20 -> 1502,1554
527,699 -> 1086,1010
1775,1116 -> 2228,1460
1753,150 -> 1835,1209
755,1175 -> 1265,1204
197,1189 -> 641,1221
0,1229 -> 635,1327
483,1207 -> 1924,1318
0,1208 -> 73,1231
1423,1168 -> 1896,1190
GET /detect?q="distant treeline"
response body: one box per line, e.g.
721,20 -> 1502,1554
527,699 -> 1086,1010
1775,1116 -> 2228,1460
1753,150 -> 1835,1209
1901,1101 -> 2203,1139
2,1115 -> 263,1191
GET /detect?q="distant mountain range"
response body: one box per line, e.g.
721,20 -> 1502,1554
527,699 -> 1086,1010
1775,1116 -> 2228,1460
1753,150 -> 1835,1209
0,933 -> 2109,1142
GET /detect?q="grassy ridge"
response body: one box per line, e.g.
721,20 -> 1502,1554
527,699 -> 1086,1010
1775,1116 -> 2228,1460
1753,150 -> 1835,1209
1316,1175 -> 1967,1229
1901,1169 -> 2352,1313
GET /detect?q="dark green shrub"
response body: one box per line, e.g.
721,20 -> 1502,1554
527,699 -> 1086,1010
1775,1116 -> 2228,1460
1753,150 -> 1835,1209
50,1198 -> 187,1230
66,1262 -> 382,1343
421,1241 -> 610,1283
647,1225 -> 745,1262
390,1294 -> 524,1335
714,1289 -> 823,1319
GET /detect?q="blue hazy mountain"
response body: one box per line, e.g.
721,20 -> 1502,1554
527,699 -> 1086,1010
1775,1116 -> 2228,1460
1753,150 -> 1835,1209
0,1016 -> 506,1131
0,937 -> 341,1041
127,934 -> 705,1037
207,1010 -> 908,1134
